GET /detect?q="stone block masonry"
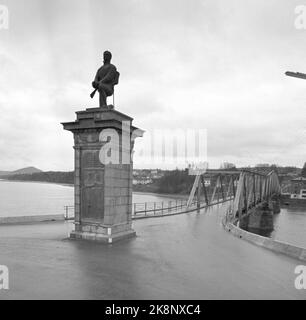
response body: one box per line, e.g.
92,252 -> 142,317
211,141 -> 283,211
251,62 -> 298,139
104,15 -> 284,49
62,108 -> 143,244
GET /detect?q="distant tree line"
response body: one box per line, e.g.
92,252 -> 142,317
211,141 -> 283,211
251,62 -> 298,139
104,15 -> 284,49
3,169 -> 196,194
4,172 -> 74,184
3,164 -> 306,195
302,163 -> 306,178
155,169 -> 195,194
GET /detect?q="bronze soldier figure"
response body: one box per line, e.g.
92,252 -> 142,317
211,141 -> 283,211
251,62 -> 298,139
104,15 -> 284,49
91,51 -> 120,108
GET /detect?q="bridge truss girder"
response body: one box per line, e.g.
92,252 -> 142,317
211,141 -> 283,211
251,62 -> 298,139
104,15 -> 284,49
187,171 -> 240,210
187,170 -> 281,219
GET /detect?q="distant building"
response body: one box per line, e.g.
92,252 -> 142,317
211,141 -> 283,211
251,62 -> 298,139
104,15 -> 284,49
287,172 -> 299,177
290,177 -> 306,199
220,162 -> 236,170
204,179 -> 211,187
256,164 -> 270,168
133,177 -> 153,185
133,169 -> 165,182
188,162 -> 209,175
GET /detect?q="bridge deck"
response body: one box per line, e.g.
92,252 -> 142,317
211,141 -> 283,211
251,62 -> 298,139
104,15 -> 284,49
0,203 -> 304,300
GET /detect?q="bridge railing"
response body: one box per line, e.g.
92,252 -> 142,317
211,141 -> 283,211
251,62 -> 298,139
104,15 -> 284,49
132,197 -> 232,218
64,205 -> 74,220
64,200 -> 200,220
133,199 -> 187,216
64,196 -> 234,220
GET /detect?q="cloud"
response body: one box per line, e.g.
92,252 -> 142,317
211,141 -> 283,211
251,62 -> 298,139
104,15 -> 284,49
0,0 -> 305,170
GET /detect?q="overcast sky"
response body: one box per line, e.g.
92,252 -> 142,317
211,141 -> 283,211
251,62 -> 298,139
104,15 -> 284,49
0,0 -> 306,171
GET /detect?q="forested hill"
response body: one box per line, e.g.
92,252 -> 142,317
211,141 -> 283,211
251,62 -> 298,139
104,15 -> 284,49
0,167 -> 42,176
155,170 -> 195,194
3,171 -> 74,185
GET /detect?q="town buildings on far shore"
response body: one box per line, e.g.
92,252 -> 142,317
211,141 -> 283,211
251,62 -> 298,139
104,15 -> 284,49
133,169 -> 164,185
290,177 -> 306,199
133,165 -> 305,193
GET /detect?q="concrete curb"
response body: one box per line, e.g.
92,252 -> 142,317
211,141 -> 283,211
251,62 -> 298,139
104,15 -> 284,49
223,219 -> 306,262
0,214 -> 65,225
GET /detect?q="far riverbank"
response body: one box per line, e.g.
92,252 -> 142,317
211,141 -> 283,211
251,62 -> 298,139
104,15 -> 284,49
1,178 -> 189,198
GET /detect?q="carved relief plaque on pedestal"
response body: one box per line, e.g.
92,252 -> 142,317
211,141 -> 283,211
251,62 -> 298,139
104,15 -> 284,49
81,150 -> 104,222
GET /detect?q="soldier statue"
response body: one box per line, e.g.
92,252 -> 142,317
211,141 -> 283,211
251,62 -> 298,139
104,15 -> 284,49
91,51 -> 120,109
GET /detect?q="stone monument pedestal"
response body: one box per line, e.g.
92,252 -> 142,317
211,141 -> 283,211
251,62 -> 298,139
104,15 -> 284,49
62,107 -> 143,244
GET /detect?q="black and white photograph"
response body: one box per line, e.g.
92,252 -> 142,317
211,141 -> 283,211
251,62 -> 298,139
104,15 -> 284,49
0,0 -> 306,303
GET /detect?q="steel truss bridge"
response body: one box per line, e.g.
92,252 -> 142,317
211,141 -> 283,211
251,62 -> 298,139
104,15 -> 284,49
64,170 -> 281,221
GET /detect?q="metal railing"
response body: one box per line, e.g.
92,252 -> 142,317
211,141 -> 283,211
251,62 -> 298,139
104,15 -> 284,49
64,205 -> 74,220
133,197 -> 234,219
64,196 -> 234,221
133,199 -> 187,216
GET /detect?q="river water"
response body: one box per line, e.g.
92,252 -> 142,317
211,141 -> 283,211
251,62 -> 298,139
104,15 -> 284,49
0,180 -> 305,248
0,180 -> 180,218
271,208 -> 306,248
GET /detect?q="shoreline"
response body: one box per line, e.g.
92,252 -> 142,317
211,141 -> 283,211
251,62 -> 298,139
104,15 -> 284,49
0,179 -> 188,198
0,179 -> 74,188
